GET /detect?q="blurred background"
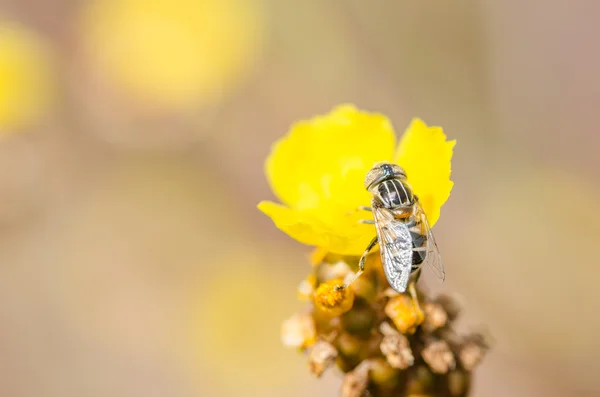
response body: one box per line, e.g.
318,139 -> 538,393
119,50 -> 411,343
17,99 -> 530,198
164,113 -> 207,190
0,0 -> 599,396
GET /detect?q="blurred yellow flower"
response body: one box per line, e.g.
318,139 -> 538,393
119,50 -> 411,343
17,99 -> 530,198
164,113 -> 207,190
0,21 -> 53,132
185,260 -> 301,390
258,104 -> 455,256
79,0 -> 265,108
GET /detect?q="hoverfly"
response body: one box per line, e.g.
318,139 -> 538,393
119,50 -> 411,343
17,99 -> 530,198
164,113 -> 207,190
339,163 -> 445,293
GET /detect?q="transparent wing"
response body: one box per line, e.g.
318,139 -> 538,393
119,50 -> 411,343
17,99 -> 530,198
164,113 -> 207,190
414,200 -> 445,281
372,201 -> 413,293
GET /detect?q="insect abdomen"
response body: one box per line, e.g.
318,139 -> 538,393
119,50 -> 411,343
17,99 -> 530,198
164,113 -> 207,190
406,217 -> 428,268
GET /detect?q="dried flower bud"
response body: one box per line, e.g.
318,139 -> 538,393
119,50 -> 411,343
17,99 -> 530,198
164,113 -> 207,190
422,340 -> 456,374
314,279 -> 355,316
435,294 -> 461,322
317,261 -> 352,282
422,302 -> 448,333
405,366 -> 435,395
370,357 -> 399,386
341,360 -> 371,397
459,334 -> 489,371
341,301 -> 376,336
379,322 -> 414,369
281,312 -> 317,349
336,332 -> 361,357
308,340 -> 338,377
385,294 -> 424,334
358,331 -> 383,360
447,370 -> 471,396
297,274 -> 317,301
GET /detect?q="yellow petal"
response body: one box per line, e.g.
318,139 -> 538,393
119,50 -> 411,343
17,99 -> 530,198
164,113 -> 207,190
257,200 -> 374,256
265,104 -> 396,210
257,201 -> 329,247
394,118 -> 455,227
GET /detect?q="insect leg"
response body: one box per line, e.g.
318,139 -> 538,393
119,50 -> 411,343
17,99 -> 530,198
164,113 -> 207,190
358,236 -> 378,272
407,281 -> 422,314
335,237 -> 378,291
411,266 -> 423,283
358,219 -> 375,225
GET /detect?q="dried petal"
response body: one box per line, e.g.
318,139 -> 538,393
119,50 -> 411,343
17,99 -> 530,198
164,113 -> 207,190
380,332 -> 414,370
314,278 -> 354,316
308,340 -> 338,377
341,360 -> 371,397
281,312 -> 317,349
422,302 -> 448,333
422,340 -> 455,374
379,322 -> 414,369
385,294 -> 424,334
297,274 -> 317,301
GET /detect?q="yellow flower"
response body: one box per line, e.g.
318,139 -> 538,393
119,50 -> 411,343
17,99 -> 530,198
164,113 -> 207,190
0,21 -> 53,132
258,104 -> 455,256
79,0 -> 264,108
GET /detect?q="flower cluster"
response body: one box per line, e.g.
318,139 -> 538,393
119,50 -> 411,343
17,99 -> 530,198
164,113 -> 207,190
282,253 -> 489,397
260,105 -> 489,396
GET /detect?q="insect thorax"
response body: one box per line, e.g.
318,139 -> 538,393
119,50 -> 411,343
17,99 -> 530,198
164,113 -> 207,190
371,178 -> 414,210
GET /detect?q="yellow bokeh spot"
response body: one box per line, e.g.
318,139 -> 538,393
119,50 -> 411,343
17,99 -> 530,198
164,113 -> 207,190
258,104 -> 455,256
186,262 -> 299,390
0,21 -> 53,132
79,0 -> 265,108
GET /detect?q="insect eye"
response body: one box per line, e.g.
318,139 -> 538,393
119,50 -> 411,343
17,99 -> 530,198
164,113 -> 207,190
364,168 -> 381,189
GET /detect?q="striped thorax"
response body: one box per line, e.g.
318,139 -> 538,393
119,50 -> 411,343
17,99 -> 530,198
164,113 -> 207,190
365,163 -> 414,212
